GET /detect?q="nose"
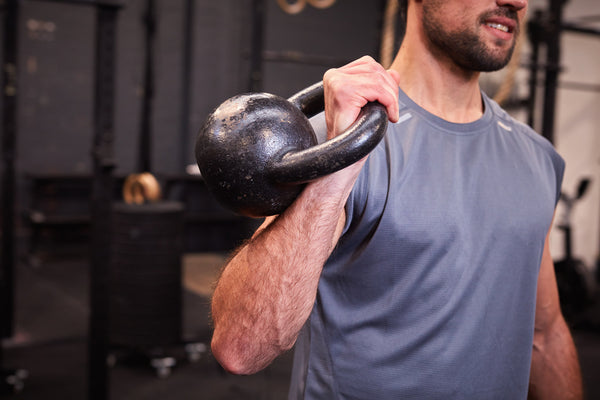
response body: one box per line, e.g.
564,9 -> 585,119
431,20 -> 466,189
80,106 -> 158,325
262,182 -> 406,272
496,0 -> 527,11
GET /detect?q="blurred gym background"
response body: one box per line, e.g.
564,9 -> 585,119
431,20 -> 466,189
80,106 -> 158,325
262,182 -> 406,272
0,0 -> 599,398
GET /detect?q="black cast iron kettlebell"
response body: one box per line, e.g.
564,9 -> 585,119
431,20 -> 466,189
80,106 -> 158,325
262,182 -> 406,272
195,82 -> 388,218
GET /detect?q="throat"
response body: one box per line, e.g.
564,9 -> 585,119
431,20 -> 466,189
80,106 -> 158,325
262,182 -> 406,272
400,78 -> 484,123
437,101 -> 484,123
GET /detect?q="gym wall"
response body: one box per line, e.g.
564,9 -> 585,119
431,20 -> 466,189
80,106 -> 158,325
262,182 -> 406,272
14,0 -> 385,178
10,0 -> 387,247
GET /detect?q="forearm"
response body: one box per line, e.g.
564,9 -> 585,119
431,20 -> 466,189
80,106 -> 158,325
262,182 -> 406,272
528,315 -> 583,399
211,176 -> 349,375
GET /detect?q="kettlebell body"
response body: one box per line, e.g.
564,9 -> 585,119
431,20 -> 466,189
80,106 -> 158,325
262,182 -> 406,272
196,92 -> 317,217
195,82 -> 388,218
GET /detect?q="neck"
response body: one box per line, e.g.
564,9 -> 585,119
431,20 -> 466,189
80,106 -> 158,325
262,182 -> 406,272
389,10 -> 484,123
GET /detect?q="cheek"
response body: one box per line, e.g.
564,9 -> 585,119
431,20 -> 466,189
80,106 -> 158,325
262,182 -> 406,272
423,3 -> 460,29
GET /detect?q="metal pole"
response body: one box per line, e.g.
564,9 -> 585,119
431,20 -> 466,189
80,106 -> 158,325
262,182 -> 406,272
540,0 -> 565,144
562,22 -> 600,37
89,4 -> 119,399
248,0 -> 265,92
138,0 -> 155,172
180,0 -> 194,172
1,0 -> 19,342
526,10 -> 543,130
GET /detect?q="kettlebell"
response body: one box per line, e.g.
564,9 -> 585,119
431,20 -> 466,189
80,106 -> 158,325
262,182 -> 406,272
195,82 -> 388,218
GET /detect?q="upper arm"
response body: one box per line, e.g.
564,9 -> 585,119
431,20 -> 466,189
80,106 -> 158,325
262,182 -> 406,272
529,217 -> 583,399
534,220 -> 562,334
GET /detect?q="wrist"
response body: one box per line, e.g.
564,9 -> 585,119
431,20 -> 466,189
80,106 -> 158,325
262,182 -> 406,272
300,159 -> 365,211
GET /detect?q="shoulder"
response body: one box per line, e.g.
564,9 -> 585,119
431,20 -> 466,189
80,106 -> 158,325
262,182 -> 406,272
484,94 -> 565,170
484,94 -> 565,204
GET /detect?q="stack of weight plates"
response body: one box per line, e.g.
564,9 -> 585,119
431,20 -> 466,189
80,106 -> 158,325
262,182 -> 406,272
108,201 -> 184,348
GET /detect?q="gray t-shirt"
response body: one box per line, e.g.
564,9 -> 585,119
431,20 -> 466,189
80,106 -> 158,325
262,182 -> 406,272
289,89 -> 565,399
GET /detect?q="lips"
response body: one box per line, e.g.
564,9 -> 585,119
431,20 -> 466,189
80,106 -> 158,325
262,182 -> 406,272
484,17 -> 516,33
479,6 -> 518,32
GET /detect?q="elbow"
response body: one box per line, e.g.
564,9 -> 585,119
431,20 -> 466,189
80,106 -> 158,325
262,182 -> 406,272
211,334 -> 248,375
211,330 -> 263,375
532,311 -> 569,355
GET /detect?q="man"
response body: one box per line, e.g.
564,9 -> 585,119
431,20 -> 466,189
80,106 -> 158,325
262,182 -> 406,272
210,0 -> 583,398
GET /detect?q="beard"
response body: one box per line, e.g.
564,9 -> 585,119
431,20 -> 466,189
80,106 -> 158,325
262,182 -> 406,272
422,5 -> 519,72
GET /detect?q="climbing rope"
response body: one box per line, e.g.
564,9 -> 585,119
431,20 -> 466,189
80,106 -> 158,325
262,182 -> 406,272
380,0 -> 399,69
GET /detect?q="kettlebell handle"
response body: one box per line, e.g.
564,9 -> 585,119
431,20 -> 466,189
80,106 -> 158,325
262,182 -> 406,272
268,82 -> 389,183
288,81 -> 327,118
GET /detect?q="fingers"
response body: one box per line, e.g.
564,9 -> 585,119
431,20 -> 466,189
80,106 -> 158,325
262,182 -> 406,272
326,56 -> 400,117
323,56 -> 400,138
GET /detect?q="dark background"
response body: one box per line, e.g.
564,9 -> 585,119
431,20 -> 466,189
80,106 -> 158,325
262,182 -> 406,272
2,1 -> 600,399
5,0 -> 393,256
12,0 -> 386,178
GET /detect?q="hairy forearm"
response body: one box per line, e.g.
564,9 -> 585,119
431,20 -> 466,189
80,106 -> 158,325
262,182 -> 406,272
210,177 -> 349,375
528,315 -> 583,400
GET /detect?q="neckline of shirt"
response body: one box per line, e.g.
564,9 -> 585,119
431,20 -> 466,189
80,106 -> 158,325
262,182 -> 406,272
396,87 -> 495,136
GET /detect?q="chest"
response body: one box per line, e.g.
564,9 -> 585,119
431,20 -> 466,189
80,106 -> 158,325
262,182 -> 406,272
373,129 -> 557,250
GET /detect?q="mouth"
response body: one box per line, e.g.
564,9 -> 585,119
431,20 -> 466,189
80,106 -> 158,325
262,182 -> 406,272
486,22 -> 510,33
482,11 -> 518,36
481,15 -> 518,41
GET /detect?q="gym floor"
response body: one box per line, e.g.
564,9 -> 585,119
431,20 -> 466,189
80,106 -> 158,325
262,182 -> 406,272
3,252 -> 600,399
3,253 -> 293,399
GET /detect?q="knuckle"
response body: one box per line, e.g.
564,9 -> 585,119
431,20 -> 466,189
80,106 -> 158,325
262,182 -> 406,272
323,68 -> 342,90
325,77 -> 346,98
360,55 -> 376,64
323,67 -> 337,81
